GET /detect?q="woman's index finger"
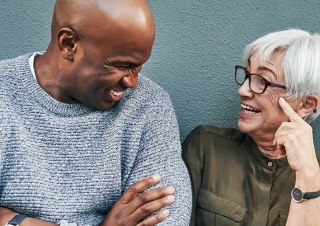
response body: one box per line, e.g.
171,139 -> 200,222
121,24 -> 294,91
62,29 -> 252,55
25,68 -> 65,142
279,97 -> 305,123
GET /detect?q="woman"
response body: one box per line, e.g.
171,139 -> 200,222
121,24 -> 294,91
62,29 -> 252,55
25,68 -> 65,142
182,29 -> 320,226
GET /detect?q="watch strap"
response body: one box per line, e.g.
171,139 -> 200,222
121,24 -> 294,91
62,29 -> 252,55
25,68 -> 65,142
304,190 -> 320,199
7,214 -> 27,226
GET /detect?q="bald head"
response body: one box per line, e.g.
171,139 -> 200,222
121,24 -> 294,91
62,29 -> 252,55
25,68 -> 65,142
35,0 -> 155,109
51,0 -> 155,44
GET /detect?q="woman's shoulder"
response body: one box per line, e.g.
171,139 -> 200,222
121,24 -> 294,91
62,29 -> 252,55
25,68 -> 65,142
186,125 -> 246,142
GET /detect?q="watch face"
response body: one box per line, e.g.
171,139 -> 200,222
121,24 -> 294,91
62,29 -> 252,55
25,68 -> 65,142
291,187 -> 303,202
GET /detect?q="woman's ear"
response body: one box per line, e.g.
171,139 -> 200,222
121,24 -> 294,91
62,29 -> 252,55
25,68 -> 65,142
297,95 -> 319,118
57,28 -> 79,61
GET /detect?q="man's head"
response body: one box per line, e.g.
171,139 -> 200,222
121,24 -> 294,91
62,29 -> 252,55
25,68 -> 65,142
37,0 -> 155,110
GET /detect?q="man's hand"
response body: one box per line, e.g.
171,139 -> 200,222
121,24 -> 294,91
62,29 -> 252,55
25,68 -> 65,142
101,174 -> 175,226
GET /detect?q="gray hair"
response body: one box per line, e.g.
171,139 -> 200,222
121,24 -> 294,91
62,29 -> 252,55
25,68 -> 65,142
243,29 -> 320,123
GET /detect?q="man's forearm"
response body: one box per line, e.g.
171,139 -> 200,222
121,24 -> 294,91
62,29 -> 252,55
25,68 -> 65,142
0,207 -> 57,226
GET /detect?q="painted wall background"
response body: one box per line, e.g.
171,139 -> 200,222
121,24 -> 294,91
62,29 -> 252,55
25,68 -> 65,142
1,0 -> 320,149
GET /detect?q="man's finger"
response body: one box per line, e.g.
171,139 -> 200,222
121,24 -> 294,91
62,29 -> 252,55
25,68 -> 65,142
136,209 -> 170,226
131,186 -> 175,208
279,97 -> 305,123
119,175 -> 161,203
133,196 -> 174,224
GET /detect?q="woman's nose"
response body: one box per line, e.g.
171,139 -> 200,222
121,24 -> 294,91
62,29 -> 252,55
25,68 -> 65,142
238,78 -> 253,97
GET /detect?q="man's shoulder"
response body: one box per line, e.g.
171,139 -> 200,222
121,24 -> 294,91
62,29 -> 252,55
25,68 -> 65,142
0,53 -> 32,74
137,75 -> 169,95
127,74 -> 172,104
0,53 -> 31,64
115,75 -> 175,118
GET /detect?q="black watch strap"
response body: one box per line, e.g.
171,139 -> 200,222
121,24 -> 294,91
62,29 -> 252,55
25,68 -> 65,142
7,214 -> 27,226
304,190 -> 320,199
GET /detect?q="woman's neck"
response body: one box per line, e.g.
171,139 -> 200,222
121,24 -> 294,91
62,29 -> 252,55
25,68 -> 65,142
251,135 -> 285,159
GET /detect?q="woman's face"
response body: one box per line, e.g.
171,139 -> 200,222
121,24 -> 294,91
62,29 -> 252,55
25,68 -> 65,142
237,51 -> 299,141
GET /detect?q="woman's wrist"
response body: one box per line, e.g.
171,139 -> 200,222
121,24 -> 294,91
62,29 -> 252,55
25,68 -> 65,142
295,166 -> 320,190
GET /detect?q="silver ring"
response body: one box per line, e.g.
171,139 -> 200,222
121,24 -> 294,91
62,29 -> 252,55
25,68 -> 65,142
285,129 -> 288,135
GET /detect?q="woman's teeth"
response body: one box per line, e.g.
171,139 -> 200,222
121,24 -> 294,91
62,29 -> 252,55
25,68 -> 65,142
241,104 -> 261,113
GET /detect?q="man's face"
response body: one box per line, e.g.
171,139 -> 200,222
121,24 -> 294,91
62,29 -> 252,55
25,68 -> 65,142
63,23 -> 154,111
68,47 -> 147,110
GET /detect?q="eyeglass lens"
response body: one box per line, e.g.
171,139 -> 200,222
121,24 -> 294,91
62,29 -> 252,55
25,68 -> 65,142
236,67 -> 266,93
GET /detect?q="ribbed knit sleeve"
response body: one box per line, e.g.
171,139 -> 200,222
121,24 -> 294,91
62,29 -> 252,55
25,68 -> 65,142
121,86 -> 192,225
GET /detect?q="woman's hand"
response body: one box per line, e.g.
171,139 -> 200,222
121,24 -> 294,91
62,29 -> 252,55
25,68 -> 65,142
276,99 -> 320,226
273,97 -> 319,176
101,174 -> 175,226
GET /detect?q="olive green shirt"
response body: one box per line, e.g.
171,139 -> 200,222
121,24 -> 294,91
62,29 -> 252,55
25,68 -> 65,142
182,125 -> 320,226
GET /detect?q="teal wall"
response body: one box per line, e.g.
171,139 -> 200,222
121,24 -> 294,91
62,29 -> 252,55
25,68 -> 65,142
1,0 -> 320,148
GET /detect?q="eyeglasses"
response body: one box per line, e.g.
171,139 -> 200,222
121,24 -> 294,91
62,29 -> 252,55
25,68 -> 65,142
235,65 -> 287,94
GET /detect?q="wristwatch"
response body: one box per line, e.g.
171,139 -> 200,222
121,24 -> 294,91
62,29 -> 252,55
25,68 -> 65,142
291,187 -> 320,202
5,214 -> 27,226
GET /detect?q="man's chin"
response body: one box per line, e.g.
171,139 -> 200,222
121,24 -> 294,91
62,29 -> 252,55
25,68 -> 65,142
96,102 -> 117,111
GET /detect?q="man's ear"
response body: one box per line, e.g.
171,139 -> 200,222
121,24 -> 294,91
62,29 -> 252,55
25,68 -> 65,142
297,95 -> 319,118
58,28 -> 79,61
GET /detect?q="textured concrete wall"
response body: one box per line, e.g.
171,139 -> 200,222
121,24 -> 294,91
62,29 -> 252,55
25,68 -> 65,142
1,0 -> 320,148
0,1 -> 54,57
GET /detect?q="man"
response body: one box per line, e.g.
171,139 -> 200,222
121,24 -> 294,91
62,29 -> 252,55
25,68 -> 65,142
0,0 -> 191,225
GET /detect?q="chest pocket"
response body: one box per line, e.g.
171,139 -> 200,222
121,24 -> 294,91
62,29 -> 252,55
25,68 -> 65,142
196,188 -> 247,226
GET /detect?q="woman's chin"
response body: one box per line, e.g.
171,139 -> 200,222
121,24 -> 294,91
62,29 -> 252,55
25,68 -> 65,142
237,120 -> 255,134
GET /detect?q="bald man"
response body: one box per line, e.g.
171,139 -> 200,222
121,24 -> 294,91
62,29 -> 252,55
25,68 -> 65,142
0,0 -> 191,225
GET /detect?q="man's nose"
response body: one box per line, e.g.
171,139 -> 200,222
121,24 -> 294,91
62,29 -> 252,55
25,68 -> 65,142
121,66 -> 142,88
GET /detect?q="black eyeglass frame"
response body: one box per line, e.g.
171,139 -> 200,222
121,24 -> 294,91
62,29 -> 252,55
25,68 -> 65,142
235,65 -> 287,94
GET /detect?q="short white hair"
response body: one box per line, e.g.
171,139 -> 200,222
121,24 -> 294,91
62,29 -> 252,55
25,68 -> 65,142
243,29 -> 320,123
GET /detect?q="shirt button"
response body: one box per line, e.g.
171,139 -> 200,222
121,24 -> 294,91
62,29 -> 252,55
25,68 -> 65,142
268,161 -> 273,167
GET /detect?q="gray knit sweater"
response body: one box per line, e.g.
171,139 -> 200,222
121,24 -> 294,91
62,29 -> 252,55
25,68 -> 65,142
0,54 -> 192,225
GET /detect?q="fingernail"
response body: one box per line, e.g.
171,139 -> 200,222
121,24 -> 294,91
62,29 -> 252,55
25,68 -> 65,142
161,209 -> 170,217
152,174 -> 161,181
167,195 -> 175,201
280,97 -> 285,102
167,186 -> 175,193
